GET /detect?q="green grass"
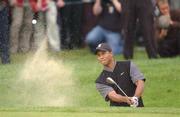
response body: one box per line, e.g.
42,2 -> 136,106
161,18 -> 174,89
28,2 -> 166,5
0,107 -> 180,117
0,48 -> 180,116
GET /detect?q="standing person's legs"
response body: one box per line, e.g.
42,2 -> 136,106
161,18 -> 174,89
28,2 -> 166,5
106,31 -> 124,55
46,1 -> 60,51
19,7 -> 33,53
31,12 -> 46,51
0,7 -> 10,64
70,4 -> 83,48
59,6 -> 71,49
123,0 -> 136,59
138,0 -> 158,58
176,29 -> 180,55
57,8 -> 62,49
9,6 -> 23,53
85,26 -> 105,53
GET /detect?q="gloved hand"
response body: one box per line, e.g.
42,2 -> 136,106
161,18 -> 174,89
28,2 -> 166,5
130,96 -> 139,107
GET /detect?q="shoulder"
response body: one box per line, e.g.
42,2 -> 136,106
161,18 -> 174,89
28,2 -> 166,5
130,61 -> 136,68
95,70 -> 106,83
116,60 -> 131,69
130,61 -> 141,72
117,60 -> 131,65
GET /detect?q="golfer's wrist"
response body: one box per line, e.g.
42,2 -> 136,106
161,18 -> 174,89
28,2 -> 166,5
121,96 -> 129,103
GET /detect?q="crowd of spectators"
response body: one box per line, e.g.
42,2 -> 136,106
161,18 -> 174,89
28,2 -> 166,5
0,0 -> 180,64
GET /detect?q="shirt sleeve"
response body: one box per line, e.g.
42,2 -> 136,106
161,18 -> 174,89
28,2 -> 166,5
130,62 -> 145,84
96,83 -> 114,101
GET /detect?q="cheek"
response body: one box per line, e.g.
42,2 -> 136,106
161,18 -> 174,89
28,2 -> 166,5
97,58 -> 101,62
107,55 -> 113,59
98,58 -> 102,62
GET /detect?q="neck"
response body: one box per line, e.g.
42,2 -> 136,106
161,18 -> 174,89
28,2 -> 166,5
106,59 -> 115,70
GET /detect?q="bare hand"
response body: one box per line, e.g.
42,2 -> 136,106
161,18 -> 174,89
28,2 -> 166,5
169,20 -> 174,25
57,0 -> 65,8
10,0 -> 17,6
111,0 -> 122,13
93,2 -> 102,16
123,97 -> 133,105
159,29 -> 168,38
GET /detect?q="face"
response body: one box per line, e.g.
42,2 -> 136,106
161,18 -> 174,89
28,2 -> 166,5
96,51 -> 113,66
158,3 -> 170,15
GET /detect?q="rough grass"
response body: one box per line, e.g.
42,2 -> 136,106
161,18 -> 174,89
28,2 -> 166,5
0,48 -> 180,116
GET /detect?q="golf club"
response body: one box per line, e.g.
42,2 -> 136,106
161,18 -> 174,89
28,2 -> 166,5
106,77 -> 138,107
106,77 -> 128,97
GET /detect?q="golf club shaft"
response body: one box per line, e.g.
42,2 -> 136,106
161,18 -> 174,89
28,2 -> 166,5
106,77 -> 129,97
114,82 -> 128,97
106,77 -> 134,107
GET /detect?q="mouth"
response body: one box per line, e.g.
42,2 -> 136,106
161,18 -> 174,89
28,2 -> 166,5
100,60 -> 107,64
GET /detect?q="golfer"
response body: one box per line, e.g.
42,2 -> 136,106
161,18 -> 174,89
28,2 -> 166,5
95,43 -> 145,107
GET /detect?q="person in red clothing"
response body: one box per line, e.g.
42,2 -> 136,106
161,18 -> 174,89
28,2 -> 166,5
10,0 -> 47,12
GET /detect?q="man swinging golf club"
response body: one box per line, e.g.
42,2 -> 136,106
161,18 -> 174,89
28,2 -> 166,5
95,43 -> 145,107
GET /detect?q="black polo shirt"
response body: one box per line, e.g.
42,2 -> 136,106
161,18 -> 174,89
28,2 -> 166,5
95,61 -> 145,107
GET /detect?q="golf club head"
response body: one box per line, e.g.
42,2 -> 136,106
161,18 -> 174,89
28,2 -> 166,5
106,77 -> 116,84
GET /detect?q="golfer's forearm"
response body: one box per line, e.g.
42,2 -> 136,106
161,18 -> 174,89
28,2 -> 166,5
134,80 -> 145,98
108,91 -> 126,103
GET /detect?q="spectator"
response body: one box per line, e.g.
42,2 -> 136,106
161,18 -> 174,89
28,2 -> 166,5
46,0 -> 60,51
95,43 -> 145,107
85,0 -> 124,55
31,0 -> 47,51
156,0 -> 180,57
57,0 -> 83,49
32,0 -> 60,51
0,0 -> 10,64
123,0 -> 158,59
81,0 -> 98,47
9,0 -> 34,53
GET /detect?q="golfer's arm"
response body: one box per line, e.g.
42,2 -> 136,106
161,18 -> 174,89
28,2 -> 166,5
134,80 -> 145,98
108,90 -> 127,103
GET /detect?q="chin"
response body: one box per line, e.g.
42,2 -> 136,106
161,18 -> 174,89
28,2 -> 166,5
101,61 -> 108,66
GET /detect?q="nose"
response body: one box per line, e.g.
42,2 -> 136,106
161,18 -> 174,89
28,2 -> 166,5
99,55 -> 104,59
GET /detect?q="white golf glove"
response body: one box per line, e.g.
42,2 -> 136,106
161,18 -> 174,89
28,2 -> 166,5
130,96 -> 139,107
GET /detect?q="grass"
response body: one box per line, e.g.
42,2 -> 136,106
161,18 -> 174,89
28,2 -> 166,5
0,107 -> 180,117
0,47 -> 180,116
